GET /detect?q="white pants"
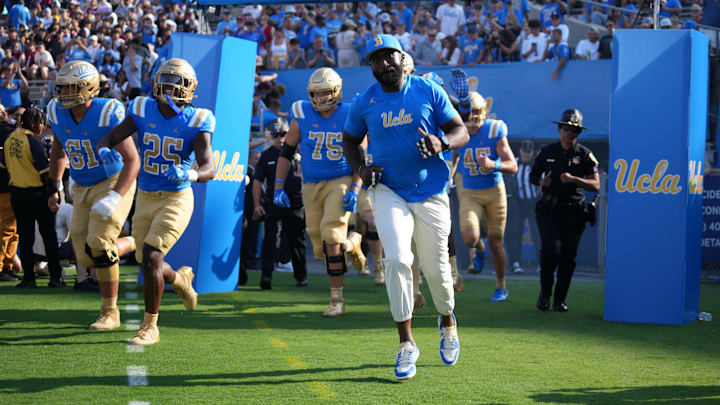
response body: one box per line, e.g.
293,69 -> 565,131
370,184 -> 454,322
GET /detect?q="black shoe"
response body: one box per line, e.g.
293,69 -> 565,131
260,277 -> 272,290
48,278 -> 67,288
9,271 -> 20,280
16,279 -> 37,288
238,267 -> 248,286
80,279 -> 99,292
0,270 -> 15,281
537,295 -> 550,311
295,279 -> 308,287
553,301 -> 568,312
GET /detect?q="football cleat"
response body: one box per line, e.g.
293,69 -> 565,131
55,61 -> 100,109
470,250 -> 485,275
172,266 -> 198,310
89,306 -> 120,330
129,323 -> 160,346
394,341 -> 419,380
345,232 -> 367,273
323,288 -> 345,317
153,58 -> 198,105
307,67 -> 342,112
438,313 -> 460,366
489,288 -> 508,302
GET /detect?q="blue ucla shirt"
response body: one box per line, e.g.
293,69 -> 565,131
291,100 -> 353,183
128,96 -> 215,192
344,75 -> 458,202
547,42 -> 570,60
47,98 -> 125,187
455,119 -> 507,190
459,36 -> 485,64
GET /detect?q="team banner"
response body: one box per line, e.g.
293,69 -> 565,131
162,33 -> 256,294
270,60 -> 612,140
605,30 -> 706,325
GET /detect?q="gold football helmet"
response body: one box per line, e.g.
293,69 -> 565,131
153,58 -> 198,105
401,51 -> 415,75
467,92 -> 488,127
307,67 -> 342,112
55,61 -> 100,109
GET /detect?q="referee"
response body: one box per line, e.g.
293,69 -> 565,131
529,109 -> 599,312
1,107 -> 64,288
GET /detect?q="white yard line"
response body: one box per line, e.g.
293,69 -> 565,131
126,319 -> 141,331
125,304 -> 140,313
126,365 -> 148,386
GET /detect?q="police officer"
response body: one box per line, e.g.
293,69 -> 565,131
530,109 -> 599,312
252,117 -> 307,290
1,106 -> 64,288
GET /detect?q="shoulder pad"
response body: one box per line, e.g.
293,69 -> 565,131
130,96 -> 150,118
46,99 -> 59,125
188,108 -> 215,132
488,120 -> 507,139
99,99 -> 119,127
291,100 -> 306,120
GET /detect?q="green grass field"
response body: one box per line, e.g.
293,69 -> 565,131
1,266 -> 719,404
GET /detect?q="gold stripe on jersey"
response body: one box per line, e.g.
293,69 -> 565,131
99,99 -> 117,127
133,96 -> 148,117
489,121 -> 499,139
189,108 -> 208,128
292,100 -> 305,120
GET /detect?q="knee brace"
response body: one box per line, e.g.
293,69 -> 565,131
86,244 -> 120,268
323,242 -> 347,276
365,230 -> 379,241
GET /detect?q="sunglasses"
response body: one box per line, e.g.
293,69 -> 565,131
559,124 -> 581,134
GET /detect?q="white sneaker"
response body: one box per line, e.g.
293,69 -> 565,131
394,341 -> 419,380
438,313 -> 460,366
512,262 -> 525,274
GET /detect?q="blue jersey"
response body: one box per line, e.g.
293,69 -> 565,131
128,96 -> 215,192
459,36 -> 485,64
547,42 -> 570,60
344,75 -> 457,202
456,119 -> 507,190
291,100 -> 353,183
47,98 -> 125,187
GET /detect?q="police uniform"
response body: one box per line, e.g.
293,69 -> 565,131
254,141 -> 306,286
2,127 -> 63,287
529,109 -> 598,311
128,95 -> 215,261
0,119 -> 18,280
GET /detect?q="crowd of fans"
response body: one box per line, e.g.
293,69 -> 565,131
221,0 -> 717,71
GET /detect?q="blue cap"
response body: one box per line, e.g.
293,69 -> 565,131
365,34 -> 403,61
684,19 -> 697,29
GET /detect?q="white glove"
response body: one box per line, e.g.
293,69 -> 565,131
91,190 -> 122,220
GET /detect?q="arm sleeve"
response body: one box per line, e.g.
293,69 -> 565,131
529,150 -> 545,185
199,110 -> 216,134
583,151 -> 599,176
343,96 -> 368,139
29,135 -> 49,174
560,44 -> 570,59
430,79 -> 459,126
109,101 -> 126,126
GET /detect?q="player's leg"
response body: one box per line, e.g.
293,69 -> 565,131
459,189 -> 483,274
410,240 -> 426,313
301,182 -> 324,260
85,179 -> 136,329
447,226 -> 462,292
484,184 -> 509,301
259,212 -> 280,290
0,192 -> 16,280
410,191 -> 459,367
360,199 -> 385,285
130,189 -> 195,345
35,195 -> 63,286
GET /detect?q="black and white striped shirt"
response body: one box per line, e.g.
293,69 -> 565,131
516,163 -> 540,200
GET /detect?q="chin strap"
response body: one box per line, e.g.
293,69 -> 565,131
165,95 -> 188,123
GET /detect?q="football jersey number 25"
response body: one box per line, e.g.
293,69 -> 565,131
142,132 -> 183,175
308,131 -> 342,161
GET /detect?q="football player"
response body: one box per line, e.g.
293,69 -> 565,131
97,58 -> 215,345
46,61 -> 139,330
274,67 -> 366,317
453,92 -> 518,302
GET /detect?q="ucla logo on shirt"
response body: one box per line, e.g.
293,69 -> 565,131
614,159 -> 682,195
381,108 -> 413,128
688,160 -> 703,195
